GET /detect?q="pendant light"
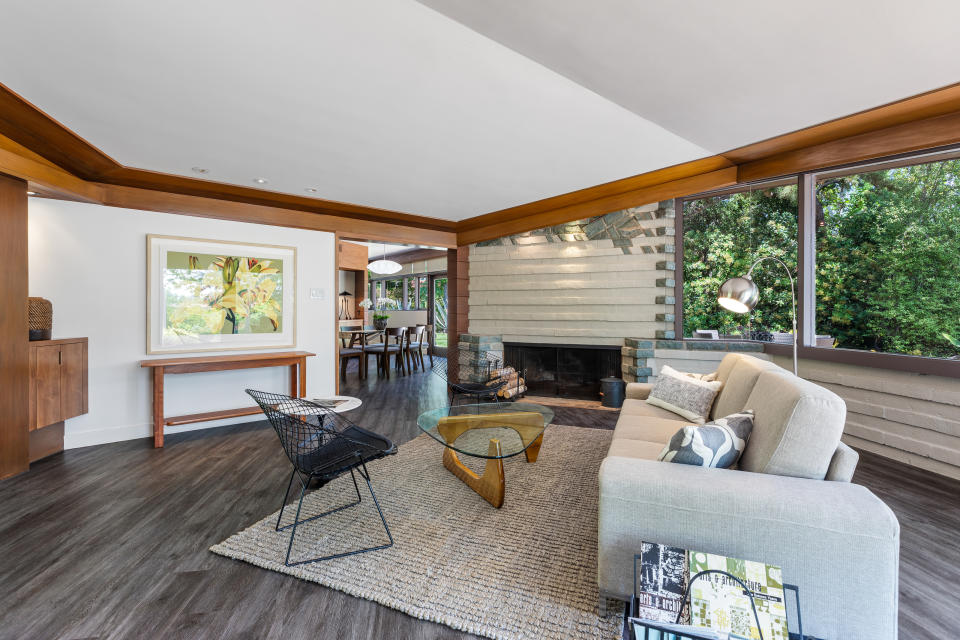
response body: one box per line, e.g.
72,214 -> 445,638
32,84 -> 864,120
367,243 -> 402,275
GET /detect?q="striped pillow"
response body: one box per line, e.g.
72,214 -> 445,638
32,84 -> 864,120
658,411 -> 755,469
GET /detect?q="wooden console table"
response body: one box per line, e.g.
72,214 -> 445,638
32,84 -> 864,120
140,351 -> 315,448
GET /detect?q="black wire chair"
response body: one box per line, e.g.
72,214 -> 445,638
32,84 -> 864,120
431,349 -> 524,406
247,389 -> 396,566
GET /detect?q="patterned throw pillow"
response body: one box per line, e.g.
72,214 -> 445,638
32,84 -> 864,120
657,411 -> 755,468
645,365 -> 723,423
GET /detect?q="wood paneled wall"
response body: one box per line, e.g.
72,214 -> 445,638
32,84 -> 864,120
446,247 -> 470,381
0,172 -> 29,479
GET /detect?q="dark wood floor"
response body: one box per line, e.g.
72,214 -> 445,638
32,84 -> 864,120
0,360 -> 956,639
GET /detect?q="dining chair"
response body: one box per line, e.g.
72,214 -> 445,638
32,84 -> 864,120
418,324 -> 435,366
360,329 -> 383,380
370,327 -> 407,379
404,325 -> 427,372
338,331 -> 364,381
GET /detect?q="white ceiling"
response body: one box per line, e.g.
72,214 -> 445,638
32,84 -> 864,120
417,0 -> 960,152
1,1 -> 958,222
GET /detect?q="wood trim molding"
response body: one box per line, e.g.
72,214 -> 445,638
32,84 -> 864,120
737,110 -> 960,183
99,183 -> 456,247
456,81 -> 960,244
456,167 -> 738,245
0,82 -> 455,233
368,247 -> 447,265
6,79 -> 960,247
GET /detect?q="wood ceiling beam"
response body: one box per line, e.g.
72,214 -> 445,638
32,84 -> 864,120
99,183 -> 456,247
456,167 -> 737,245
5,79 -> 960,247
367,247 -> 447,265
0,82 -> 456,233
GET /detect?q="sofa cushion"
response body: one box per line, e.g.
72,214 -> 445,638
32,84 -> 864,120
739,371 -> 846,479
646,365 -> 722,423
607,438 -> 665,460
657,410 -> 754,468
619,398 -> 691,422
614,417 -> 696,445
711,355 -> 782,419
714,352 -> 749,384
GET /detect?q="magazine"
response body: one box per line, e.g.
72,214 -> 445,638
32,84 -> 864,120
688,552 -> 789,640
635,542 -> 690,624
635,543 -> 789,640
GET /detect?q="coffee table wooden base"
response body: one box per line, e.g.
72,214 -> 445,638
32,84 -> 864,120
443,440 -> 506,508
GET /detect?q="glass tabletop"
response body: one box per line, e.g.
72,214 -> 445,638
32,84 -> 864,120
417,402 -> 554,459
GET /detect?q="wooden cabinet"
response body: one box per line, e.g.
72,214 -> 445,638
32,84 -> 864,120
29,338 -> 88,431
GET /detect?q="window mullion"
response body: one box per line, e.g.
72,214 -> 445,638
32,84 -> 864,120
798,173 -> 817,348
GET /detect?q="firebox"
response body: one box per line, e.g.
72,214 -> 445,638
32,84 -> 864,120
503,342 -> 621,400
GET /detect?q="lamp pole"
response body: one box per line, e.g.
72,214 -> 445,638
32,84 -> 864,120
745,256 -> 798,376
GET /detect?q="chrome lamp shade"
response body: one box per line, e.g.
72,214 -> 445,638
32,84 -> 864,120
717,276 -> 760,314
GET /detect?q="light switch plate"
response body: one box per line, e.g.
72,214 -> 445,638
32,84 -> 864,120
310,288 -> 325,300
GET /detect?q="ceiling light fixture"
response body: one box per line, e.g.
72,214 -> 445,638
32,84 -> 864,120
191,166 -> 209,174
305,188 -> 318,193
27,191 -> 37,196
367,243 -> 402,275
253,177 -> 268,184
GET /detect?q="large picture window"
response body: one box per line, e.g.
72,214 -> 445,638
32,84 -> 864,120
682,182 -> 798,339
677,146 -> 960,374
814,154 -> 960,358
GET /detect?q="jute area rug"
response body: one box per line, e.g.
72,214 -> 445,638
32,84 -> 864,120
211,425 -> 619,640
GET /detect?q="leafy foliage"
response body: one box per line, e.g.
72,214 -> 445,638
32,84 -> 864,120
683,185 -> 798,336
684,158 -> 960,358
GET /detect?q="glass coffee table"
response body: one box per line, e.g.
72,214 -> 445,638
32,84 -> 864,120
417,402 -> 555,508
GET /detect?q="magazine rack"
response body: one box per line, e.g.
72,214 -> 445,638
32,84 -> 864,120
621,553 -> 824,640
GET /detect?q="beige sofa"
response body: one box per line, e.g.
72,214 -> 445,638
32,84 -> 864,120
598,353 -> 899,640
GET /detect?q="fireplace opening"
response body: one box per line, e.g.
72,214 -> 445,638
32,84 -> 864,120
503,342 -> 621,400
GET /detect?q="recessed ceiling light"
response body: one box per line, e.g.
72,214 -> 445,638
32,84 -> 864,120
191,166 -> 209,174
253,177 -> 268,184
27,191 -> 37,196
305,188 -> 318,193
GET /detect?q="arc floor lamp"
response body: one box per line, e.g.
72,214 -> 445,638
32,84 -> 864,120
717,256 -> 798,376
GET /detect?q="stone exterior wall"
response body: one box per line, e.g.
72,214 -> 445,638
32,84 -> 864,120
770,355 -> 960,481
621,339 -> 766,382
457,333 -> 504,383
468,201 -> 676,346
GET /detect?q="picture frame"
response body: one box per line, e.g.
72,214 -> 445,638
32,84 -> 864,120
146,234 -> 297,354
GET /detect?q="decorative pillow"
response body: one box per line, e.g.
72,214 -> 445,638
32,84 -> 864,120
682,370 -> 718,382
645,365 -> 723,423
658,410 -> 755,468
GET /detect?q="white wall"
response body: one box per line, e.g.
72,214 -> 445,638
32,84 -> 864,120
28,199 -> 336,449
385,310 -> 429,328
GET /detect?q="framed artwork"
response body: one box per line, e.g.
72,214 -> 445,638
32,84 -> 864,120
147,235 -> 297,354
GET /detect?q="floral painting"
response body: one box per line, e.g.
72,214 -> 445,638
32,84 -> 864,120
148,236 -> 296,353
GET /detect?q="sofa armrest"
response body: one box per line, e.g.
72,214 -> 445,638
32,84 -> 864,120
625,382 -> 653,400
598,457 -> 899,640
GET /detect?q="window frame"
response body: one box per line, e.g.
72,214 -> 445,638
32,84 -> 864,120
369,270 -> 442,312
675,144 -> 960,378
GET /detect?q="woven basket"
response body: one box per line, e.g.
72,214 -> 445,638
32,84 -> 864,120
28,297 -> 52,341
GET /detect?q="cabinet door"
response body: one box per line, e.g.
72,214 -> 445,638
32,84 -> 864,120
60,342 -> 86,420
34,345 -> 62,429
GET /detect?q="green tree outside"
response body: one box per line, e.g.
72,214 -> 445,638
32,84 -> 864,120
683,158 -> 960,358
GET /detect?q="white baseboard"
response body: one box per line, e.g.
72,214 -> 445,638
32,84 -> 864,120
64,415 -> 263,450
